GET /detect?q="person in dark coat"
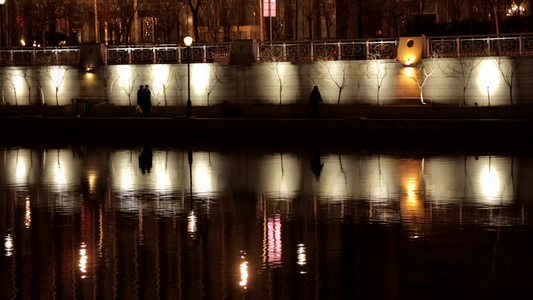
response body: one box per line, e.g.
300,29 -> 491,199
136,85 -> 144,115
141,84 -> 152,117
139,146 -> 153,174
309,85 -> 323,118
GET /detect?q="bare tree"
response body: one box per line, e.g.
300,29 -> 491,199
300,0 -> 319,39
116,0 -> 137,44
97,66 -> 119,104
439,56 -> 481,106
447,0 -> 469,33
17,66 -> 37,105
153,0 -> 183,44
174,65 -> 187,105
403,58 -> 436,105
118,69 -> 139,105
262,46 -> 286,105
43,65 -> 72,106
205,65 -> 224,106
321,60 -> 350,105
366,54 -> 388,106
495,56 -> 523,105
30,0 -> 70,46
157,67 -> 175,106
221,0 -> 243,41
319,0 -> 336,38
199,0 -> 222,42
150,66 -> 174,106
353,61 -> 366,103
379,0 -> 409,37
188,0 -> 202,42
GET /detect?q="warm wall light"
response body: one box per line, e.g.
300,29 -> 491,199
396,36 -> 425,66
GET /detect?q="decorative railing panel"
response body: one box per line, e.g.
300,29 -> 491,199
0,47 -> 80,66
105,44 -> 231,64
256,40 -> 397,62
428,34 -> 533,57
340,42 -> 367,60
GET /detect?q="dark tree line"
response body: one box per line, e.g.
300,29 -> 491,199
3,0 -> 533,46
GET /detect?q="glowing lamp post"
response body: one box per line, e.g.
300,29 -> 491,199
184,36 -> 193,117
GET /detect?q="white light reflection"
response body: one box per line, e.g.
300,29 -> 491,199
4,234 -> 13,257
88,173 -> 97,193
258,154 -> 300,198
297,243 -> 307,274
194,160 -> 212,194
155,161 -> 170,191
267,214 -> 282,267
79,243 -> 88,278
117,65 -> 133,87
188,210 -> 197,234
121,167 -> 134,191
24,197 -> 31,228
480,164 -> 502,203
12,72 -> 24,95
55,165 -> 66,185
239,251 -> 249,289
42,149 -> 79,190
15,155 -> 27,181
192,64 -> 209,97
50,66 -> 68,89
477,59 -> 499,97
152,64 -> 169,100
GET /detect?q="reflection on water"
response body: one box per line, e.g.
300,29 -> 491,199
1,145 -> 533,299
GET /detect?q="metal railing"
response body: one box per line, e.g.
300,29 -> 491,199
104,43 -> 231,64
0,46 -> 80,66
2,33 -> 533,67
427,33 -> 533,57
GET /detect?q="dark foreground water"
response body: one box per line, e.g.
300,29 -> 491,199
1,144 -> 533,299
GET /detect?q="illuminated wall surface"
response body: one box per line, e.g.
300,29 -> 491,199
2,57 -> 533,106
2,146 -> 533,298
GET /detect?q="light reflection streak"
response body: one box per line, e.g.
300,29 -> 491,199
267,214 -> 282,267
4,234 -> 13,257
239,251 -> 248,289
188,210 -> 197,235
192,64 -> 210,98
477,59 -> 499,96
79,243 -> 88,279
24,197 -> 31,228
194,157 -> 213,195
155,161 -> 170,191
88,173 -> 97,193
297,243 -> 307,274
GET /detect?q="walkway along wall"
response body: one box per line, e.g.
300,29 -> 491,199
1,57 -> 532,107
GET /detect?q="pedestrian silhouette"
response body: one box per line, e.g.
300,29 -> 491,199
136,85 -> 144,115
139,146 -> 153,174
310,148 -> 323,179
309,85 -> 323,118
139,84 -> 152,117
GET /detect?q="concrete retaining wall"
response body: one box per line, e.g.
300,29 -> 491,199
1,57 -> 532,107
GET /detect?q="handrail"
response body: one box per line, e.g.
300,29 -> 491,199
3,33 -> 533,66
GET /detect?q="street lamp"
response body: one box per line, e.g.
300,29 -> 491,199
184,36 -> 193,117
0,0 -> 5,48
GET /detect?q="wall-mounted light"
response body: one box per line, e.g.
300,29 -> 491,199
396,36 -> 425,66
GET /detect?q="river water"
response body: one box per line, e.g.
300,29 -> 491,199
1,143 -> 532,299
